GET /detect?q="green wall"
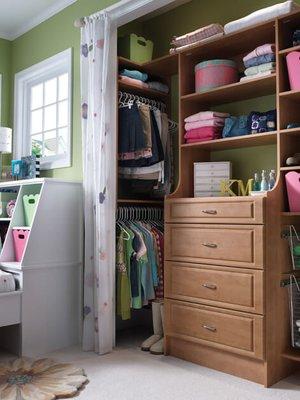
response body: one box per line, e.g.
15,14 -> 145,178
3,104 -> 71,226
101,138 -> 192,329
11,0 -> 118,180
143,0 -> 300,57
0,0 -> 298,181
0,39 -> 12,127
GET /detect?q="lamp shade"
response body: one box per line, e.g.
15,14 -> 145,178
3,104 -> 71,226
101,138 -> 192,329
0,127 -> 12,153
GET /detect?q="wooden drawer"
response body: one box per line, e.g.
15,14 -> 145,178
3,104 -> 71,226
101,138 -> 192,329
165,262 -> 263,314
165,197 -> 264,224
165,299 -> 264,360
0,291 -> 21,327
165,224 -> 264,269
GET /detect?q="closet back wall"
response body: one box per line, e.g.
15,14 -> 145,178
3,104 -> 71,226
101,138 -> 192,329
137,0 -> 300,181
2,0 -> 300,181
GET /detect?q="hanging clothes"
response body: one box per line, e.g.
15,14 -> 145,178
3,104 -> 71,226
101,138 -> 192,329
118,92 -> 177,199
116,207 -> 164,320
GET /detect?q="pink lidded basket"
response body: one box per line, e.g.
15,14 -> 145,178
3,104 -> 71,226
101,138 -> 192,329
13,227 -> 30,262
195,59 -> 238,93
286,51 -> 300,91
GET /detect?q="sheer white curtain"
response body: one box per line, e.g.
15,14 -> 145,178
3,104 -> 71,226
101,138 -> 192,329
80,12 -> 116,354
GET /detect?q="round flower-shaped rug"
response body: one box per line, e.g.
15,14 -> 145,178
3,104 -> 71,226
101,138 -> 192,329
0,357 -> 88,399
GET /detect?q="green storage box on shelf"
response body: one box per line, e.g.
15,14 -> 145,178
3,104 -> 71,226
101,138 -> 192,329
118,34 -> 153,63
23,194 -> 39,226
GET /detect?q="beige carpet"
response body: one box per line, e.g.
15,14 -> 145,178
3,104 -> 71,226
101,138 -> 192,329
42,343 -> 300,400
1,329 -> 300,400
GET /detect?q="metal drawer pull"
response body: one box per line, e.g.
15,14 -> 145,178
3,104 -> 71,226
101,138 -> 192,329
202,283 -> 217,290
202,325 -> 217,332
202,243 -> 217,248
201,209 -> 217,215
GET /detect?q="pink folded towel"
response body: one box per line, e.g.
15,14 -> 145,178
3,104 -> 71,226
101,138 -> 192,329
184,111 -> 229,123
243,44 -> 275,63
185,127 -> 221,143
185,117 -> 226,131
119,75 -> 149,89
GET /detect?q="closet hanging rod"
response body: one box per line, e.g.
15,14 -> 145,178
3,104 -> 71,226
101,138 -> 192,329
118,91 -> 167,112
117,205 -> 164,222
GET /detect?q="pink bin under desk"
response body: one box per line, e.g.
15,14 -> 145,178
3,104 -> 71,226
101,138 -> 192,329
13,227 -> 30,262
286,51 -> 300,91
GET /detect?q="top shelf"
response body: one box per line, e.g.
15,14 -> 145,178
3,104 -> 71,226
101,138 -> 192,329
118,54 -> 178,78
181,74 -> 276,105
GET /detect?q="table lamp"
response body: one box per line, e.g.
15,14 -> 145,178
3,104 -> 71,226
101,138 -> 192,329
0,127 -> 12,180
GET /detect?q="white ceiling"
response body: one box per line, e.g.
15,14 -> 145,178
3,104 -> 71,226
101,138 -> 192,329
0,0 -> 77,40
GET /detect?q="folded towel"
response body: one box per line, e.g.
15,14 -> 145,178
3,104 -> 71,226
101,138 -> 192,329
185,126 -> 222,140
184,111 -> 229,123
171,24 -> 224,48
119,75 -> 149,89
243,44 -> 275,63
148,81 -> 169,93
120,69 -> 148,82
169,33 -> 224,54
224,1 -> 299,34
244,53 -> 276,68
240,70 -> 275,82
185,118 -> 226,131
244,62 -> 276,76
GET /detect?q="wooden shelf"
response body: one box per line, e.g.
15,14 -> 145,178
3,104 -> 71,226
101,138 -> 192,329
118,54 -> 178,77
280,128 -> 300,136
117,199 -> 164,205
282,349 -> 300,362
118,80 -> 169,100
279,44 -> 300,55
280,166 -> 300,171
281,212 -> 300,216
179,20 -> 275,60
279,90 -> 300,101
181,75 -> 276,106
181,131 -> 277,151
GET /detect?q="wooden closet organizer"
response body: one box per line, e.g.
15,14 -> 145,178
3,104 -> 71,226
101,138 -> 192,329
117,9 -> 300,387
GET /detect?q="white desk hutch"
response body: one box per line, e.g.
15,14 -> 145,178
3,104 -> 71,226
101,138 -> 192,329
0,178 -> 82,357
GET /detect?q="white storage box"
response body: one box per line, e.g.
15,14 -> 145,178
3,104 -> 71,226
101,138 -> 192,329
194,162 -> 231,197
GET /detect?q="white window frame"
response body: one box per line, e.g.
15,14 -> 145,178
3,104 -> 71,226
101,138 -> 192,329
14,48 -> 72,170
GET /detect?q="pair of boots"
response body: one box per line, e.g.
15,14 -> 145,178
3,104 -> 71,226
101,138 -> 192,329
141,301 -> 164,355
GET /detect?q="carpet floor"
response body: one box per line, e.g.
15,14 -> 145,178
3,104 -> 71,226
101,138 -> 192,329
1,330 -> 300,400
43,333 -> 300,400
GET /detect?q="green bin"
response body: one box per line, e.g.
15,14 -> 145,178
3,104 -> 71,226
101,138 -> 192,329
23,194 -> 39,226
118,34 -> 153,63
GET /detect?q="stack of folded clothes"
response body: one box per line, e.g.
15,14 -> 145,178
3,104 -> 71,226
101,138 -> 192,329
169,24 -> 224,54
241,44 -> 276,82
184,111 -> 230,143
119,69 -> 169,94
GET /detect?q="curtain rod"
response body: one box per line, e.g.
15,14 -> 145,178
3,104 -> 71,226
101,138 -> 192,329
73,0 -> 126,28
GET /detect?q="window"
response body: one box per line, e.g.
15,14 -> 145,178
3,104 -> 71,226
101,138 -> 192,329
14,49 -> 72,170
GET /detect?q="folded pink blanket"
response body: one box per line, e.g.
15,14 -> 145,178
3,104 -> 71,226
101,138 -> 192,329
119,75 -> 149,89
184,111 -> 229,123
185,118 -> 225,131
171,24 -> 224,48
185,126 -> 221,140
169,33 -> 224,54
243,44 -> 275,63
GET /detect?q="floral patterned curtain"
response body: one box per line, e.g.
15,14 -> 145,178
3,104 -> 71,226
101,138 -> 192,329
80,12 -> 116,354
